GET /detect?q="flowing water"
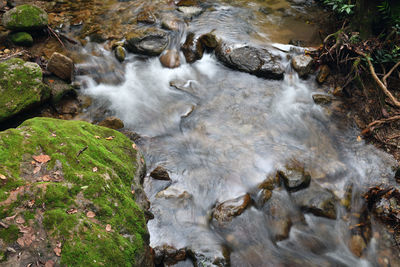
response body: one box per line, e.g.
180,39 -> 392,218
72,0 -> 400,266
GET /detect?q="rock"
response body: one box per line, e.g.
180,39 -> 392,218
150,166 -> 171,181
291,54 -> 313,77
0,58 -> 50,122
212,194 -> 251,223
98,116 -> 124,130
348,235 -> 366,257
161,18 -> 183,31
215,43 -> 284,80
199,32 -> 219,50
44,76 -> 75,104
154,245 -> 186,265
262,191 -> 293,241
159,49 -> 180,68
332,86 -> 343,97
0,117 -> 153,266
187,247 -> 230,267
177,6 -> 203,17
316,65 -> 330,84
55,98 -> 79,115
9,32 -> 33,46
2,4 -> 48,31
176,0 -> 199,6
291,182 -> 337,219
124,27 -> 169,56
277,163 -> 311,192
137,10 -> 156,24
181,32 -> 204,63
367,186 -> 400,224
312,94 -> 332,105
47,52 -> 74,82
114,46 -> 126,62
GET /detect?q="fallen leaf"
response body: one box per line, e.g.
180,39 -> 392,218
131,189 -> 135,195
49,79 -> 55,83
33,165 -> 41,174
31,161 -> 36,165
27,200 -> 35,208
45,260 -> 55,267
132,143 -> 137,150
105,136 -> 114,140
66,208 -> 78,214
32,155 -> 51,163
54,247 -> 61,257
15,216 -> 25,224
0,174 -> 6,180
86,211 -> 96,218
17,237 -> 25,247
106,224 -> 112,232
51,133 -> 57,137
42,175 -> 51,182
92,167 -> 98,172
95,135 -> 101,139
56,241 -> 62,248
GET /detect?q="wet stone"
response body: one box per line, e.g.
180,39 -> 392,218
215,43 -> 284,80
312,94 -> 332,105
150,166 -> 171,181
277,164 -> 311,192
291,54 -> 313,77
212,194 -> 251,223
47,52 -> 74,82
160,49 -> 180,68
154,245 -> 186,266
181,32 -> 204,63
124,27 -> 169,56
348,235 -> 367,257
115,46 -> 126,62
137,10 -> 156,24
199,32 -> 219,50
98,116 -> 124,130
177,6 -> 203,17
316,65 -> 330,84
187,247 -> 230,267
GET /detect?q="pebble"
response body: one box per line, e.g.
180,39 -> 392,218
4,49 -> 10,54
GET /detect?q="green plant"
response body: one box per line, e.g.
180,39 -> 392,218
323,0 -> 355,15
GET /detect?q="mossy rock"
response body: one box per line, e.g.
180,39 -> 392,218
2,4 -> 48,31
0,118 -> 152,266
9,32 -> 33,46
0,58 -> 50,122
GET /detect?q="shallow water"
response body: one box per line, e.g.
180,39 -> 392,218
76,0 -> 400,266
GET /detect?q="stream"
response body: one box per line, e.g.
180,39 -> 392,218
71,0 -> 399,266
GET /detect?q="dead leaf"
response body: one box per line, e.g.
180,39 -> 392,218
27,200 -> 35,208
32,154 -> 51,163
17,237 -> 25,247
45,260 -> 55,267
92,167 -> 98,172
56,241 -> 62,248
0,174 -> 6,180
105,136 -> 114,140
42,175 -> 51,182
86,211 -> 96,218
54,247 -> 61,257
95,135 -> 101,139
33,165 -> 41,174
51,133 -> 57,137
15,216 -> 25,224
106,224 -> 112,232
131,189 -> 135,195
49,79 -> 55,83
66,208 -> 78,214
132,143 -> 137,150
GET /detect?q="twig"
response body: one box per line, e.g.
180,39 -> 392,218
76,146 -> 88,157
47,25 -> 65,48
383,61 -> 400,87
362,115 -> 400,135
387,134 -> 400,140
0,50 -> 28,62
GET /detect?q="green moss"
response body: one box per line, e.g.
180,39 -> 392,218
3,4 -> 48,31
0,224 -> 19,243
9,32 -> 33,46
0,118 -> 147,266
0,58 -> 50,122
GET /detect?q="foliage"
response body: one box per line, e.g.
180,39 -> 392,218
323,0 -> 355,15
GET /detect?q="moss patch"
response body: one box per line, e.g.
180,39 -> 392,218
0,58 -> 50,122
0,118 -> 148,266
2,4 -> 48,31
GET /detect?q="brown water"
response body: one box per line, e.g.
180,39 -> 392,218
72,0 -> 400,266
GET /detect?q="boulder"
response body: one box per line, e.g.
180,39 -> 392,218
0,117 -> 152,266
0,58 -> 50,122
181,32 -> 204,63
291,54 -> 313,77
2,4 -> 48,31
177,6 -> 203,17
316,65 -> 330,84
9,32 -> 33,46
124,27 -> 169,56
312,94 -> 332,105
47,52 -> 74,82
137,10 -> 156,24
114,46 -> 126,62
215,43 -> 284,80
154,245 -> 186,265
44,76 -> 75,104
159,49 -> 180,68
150,166 -> 171,181
199,32 -> 219,50
212,194 -> 251,223
98,116 -> 125,130
161,17 -> 182,31
291,182 -> 337,219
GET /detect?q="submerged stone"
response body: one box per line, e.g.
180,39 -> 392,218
125,27 -> 169,56
0,58 -> 50,122
0,117 -> 152,266
212,194 -> 251,223
316,65 -> 330,84
159,49 -> 180,68
9,32 -> 33,46
292,54 -> 313,77
98,116 -> 125,130
3,4 -> 48,31
181,32 -> 204,63
150,166 -> 171,181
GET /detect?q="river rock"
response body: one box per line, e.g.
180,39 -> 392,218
47,52 -> 74,82
312,94 -> 332,105
278,164 -> 311,192
291,54 -> 313,77
44,76 -> 75,104
187,247 -> 230,267
291,182 -> 337,219
316,65 -> 330,84
154,245 -> 186,265
9,32 -> 33,46
348,235 -> 367,257
177,0 -> 199,6
161,17 -> 183,31
98,116 -> 124,129
124,27 -> 169,56
181,32 -> 204,63
215,43 -> 284,80
2,4 -> 48,31
0,117 -> 153,266
212,194 -> 251,223
137,10 -> 156,24
0,58 -> 50,122
160,49 -> 180,68
262,191 -> 293,241
115,46 -> 126,62
150,166 -> 171,181
199,32 -> 219,50
177,6 -> 203,17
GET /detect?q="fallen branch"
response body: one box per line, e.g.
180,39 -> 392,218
47,26 -> 65,48
361,115 -> 400,135
383,61 -> 400,87
76,146 -> 88,158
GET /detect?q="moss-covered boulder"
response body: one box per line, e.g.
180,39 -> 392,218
0,118 -> 153,266
0,58 -> 50,122
9,32 -> 33,46
2,4 -> 48,31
